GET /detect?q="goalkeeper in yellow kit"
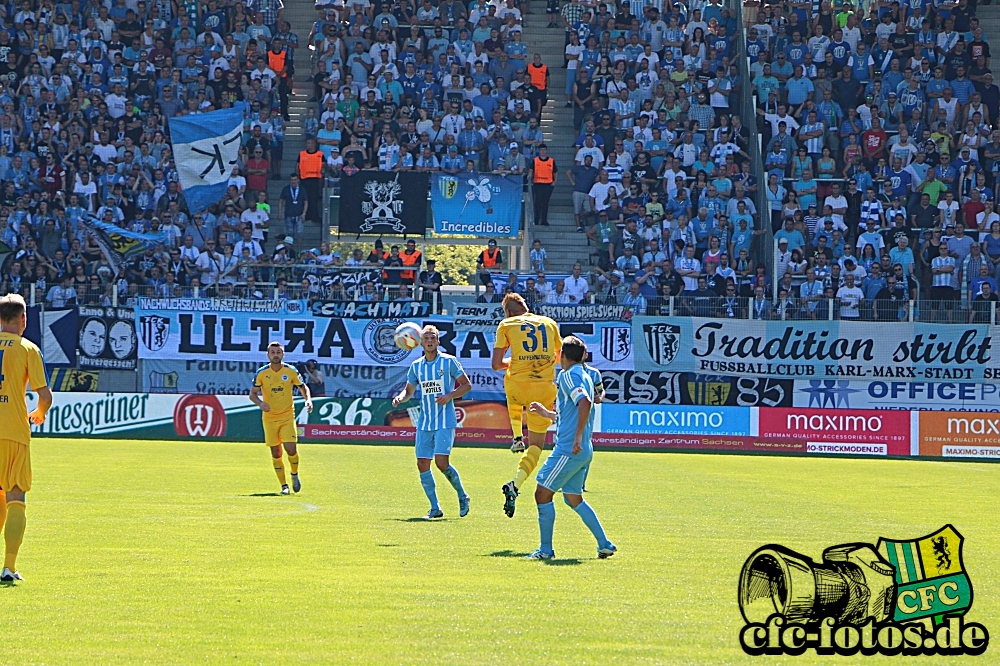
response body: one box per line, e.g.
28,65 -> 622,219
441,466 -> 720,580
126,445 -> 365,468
492,293 -> 561,518
250,342 -> 313,495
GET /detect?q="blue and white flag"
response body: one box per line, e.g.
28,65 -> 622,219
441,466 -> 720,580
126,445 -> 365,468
79,217 -> 167,274
431,172 -> 523,237
169,107 -> 244,213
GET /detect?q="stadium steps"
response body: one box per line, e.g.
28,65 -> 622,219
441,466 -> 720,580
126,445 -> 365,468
522,3 -> 595,273
976,3 -> 1000,43
267,2 -> 324,254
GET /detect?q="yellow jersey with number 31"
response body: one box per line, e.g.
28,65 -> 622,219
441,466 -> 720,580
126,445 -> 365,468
253,363 -> 303,422
0,332 -> 47,446
494,314 -> 562,382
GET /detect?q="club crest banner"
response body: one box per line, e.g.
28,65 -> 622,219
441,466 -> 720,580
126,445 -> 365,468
339,172 -> 428,235
431,172 -> 522,237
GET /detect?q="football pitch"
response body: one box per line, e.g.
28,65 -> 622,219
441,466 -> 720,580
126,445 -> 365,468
2,439 -> 998,665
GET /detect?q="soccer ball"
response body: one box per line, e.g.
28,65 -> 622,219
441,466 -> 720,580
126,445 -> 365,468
394,322 -> 423,350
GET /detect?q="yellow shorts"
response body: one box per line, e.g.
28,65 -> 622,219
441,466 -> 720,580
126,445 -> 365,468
505,377 -> 558,434
0,438 -> 31,493
263,418 -> 297,448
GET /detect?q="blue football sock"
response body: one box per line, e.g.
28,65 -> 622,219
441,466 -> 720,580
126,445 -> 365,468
419,470 -> 439,511
572,500 -> 609,547
537,502 -> 555,554
442,466 -> 468,499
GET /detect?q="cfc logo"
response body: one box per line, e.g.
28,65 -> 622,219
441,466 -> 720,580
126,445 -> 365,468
173,394 -> 227,438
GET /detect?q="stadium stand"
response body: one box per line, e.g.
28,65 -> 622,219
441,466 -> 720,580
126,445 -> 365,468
3,0 -> 1000,321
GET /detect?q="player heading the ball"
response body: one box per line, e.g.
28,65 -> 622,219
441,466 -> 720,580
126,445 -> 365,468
492,293 -> 562,518
250,342 -> 313,495
392,325 -> 472,520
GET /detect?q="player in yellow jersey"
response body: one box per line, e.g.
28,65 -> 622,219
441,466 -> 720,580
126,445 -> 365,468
250,342 -> 313,495
492,293 -> 561,518
0,294 -> 52,582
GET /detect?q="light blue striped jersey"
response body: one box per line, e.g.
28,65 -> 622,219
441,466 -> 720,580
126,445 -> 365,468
553,364 -> 595,456
406,352 -> 466,431
583,364 -> 604,397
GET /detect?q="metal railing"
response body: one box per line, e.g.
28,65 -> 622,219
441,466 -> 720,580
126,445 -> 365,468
735,0 -> 771,278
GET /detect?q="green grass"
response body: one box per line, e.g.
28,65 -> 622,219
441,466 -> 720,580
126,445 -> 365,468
1,440 -> 998,665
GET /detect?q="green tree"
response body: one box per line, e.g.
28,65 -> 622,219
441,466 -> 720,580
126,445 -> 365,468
326,241 -> 486,286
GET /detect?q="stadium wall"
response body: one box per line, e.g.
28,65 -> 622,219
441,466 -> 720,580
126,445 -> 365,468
27,391 -> 1000,463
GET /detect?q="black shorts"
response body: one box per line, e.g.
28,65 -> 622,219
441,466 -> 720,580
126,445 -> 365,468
931,286 -> 956,307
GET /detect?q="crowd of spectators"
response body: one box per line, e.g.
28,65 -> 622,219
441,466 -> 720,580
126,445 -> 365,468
12,233 -> 447,306
0,0 -> 531,307
549,0 -> 765,313
9,0 -> 1000,323
752,0 -> 1000,321
308,0 -> 548,180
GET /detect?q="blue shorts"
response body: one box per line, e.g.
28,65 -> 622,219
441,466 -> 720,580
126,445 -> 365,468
536,452 -> 592,495
415,428 -> 456,459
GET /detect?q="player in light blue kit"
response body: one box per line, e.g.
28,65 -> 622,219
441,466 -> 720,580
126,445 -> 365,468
579,364 -> 604,493
526,336 -> 616,560
392,325 -> 473,520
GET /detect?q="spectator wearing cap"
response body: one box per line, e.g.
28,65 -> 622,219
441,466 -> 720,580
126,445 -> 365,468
500,142 -> 527,174
441,145 -> 464,175
368,240 -> 389,266
775,238 -> 792,280
477,239 -> 503,285
418,259 -> 444,312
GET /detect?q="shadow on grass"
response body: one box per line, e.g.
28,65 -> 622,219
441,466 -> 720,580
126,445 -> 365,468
377,543 -> 400,547
486,550 -> 584,565
486,549 -> 532,558
389,517 -> 450,523
246,493 -> 282,497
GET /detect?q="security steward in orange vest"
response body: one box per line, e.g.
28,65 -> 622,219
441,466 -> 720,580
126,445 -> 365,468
476,239 -> 503,285
526,53 -> 549,117
400,239 -> 422,285
267,38 -> 292,121
297,137 -> 325,225
528,143 -> 557,226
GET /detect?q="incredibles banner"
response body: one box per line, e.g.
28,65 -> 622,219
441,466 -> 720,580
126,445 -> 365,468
431,172 -> 522,237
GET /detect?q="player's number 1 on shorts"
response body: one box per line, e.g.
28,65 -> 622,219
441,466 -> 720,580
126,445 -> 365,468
520,324 -> 548,353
